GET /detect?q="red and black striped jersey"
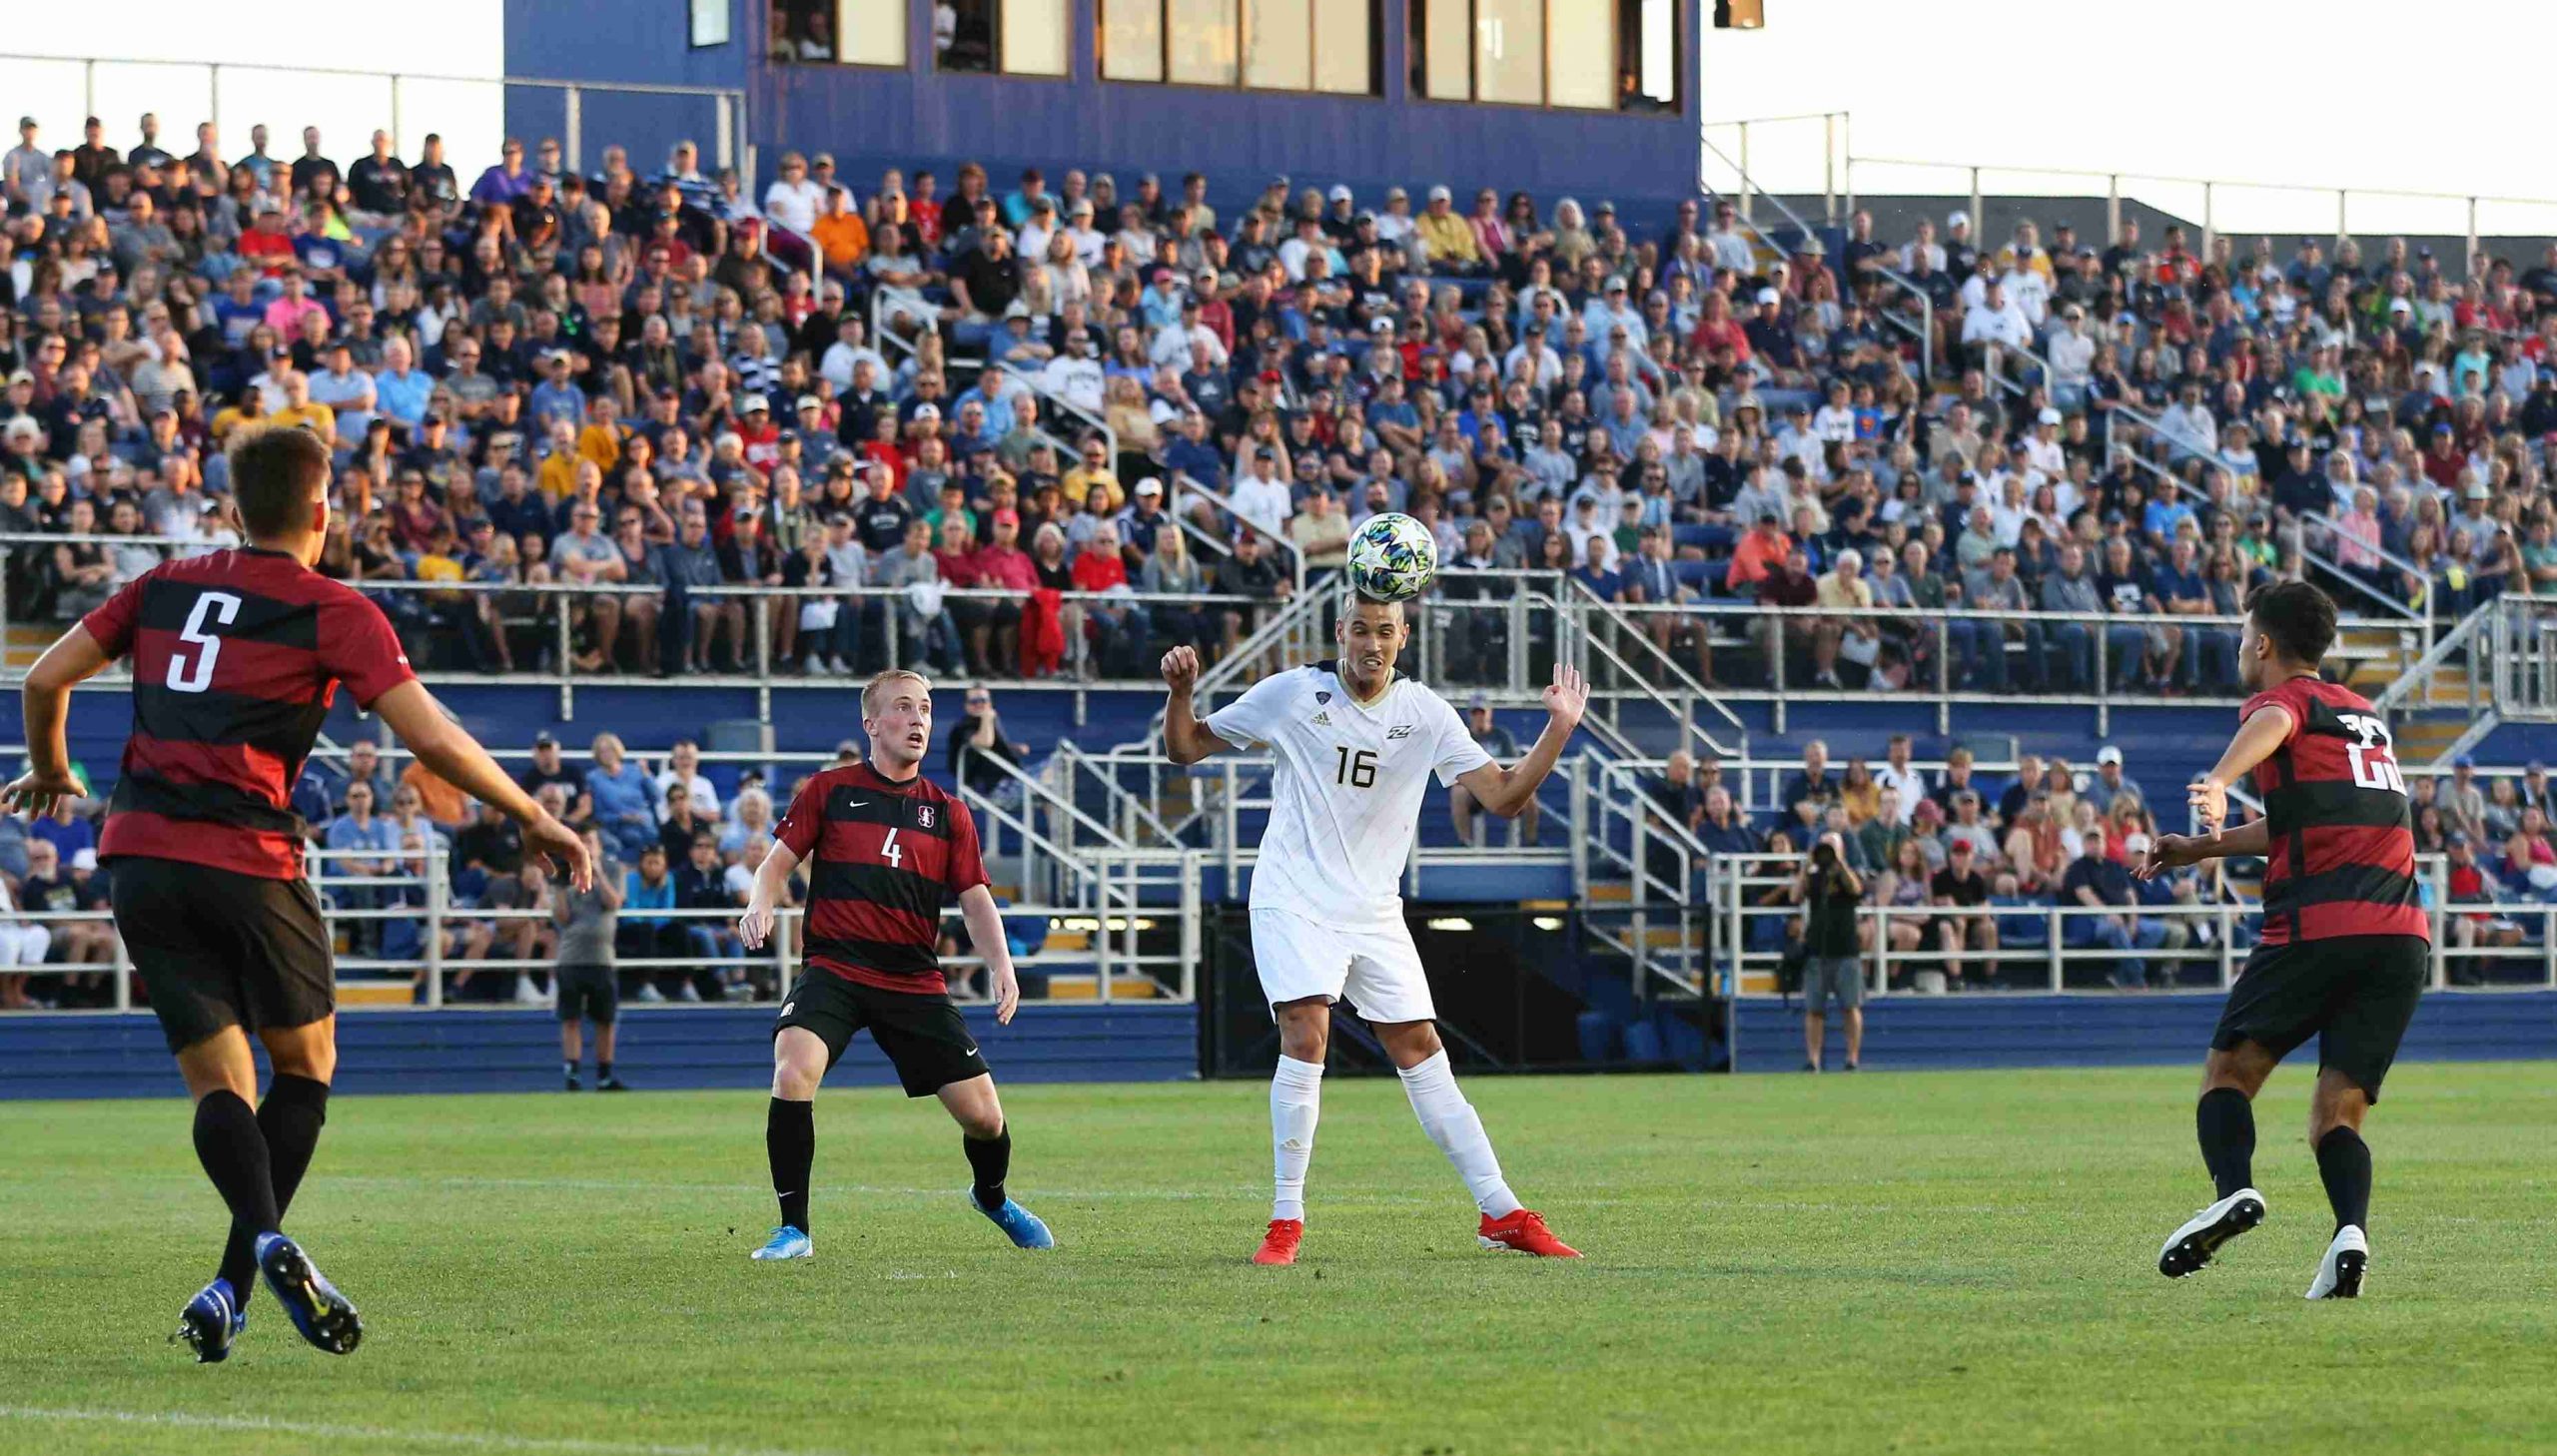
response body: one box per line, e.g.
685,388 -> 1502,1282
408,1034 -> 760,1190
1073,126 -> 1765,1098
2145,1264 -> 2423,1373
2241,675 -> 2429,946
775,761 -> 987,995
81,547 -> 416,880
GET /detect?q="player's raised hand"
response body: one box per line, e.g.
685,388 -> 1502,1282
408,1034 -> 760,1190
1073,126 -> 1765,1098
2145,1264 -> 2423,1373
524,812 -> 594,892
0,767 -> 86,818
1542,661 -> 1587,731
738,899 -> 775,952
1161,645 -> 1201,693
992,960 -> 1022,1026
2187,777 -> 2227,839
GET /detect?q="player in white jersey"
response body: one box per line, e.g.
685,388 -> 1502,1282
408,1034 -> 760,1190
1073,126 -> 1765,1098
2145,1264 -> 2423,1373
1161,594 -> 1587,1264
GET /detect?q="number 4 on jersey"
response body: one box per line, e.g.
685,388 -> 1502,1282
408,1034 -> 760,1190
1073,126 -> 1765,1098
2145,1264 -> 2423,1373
879,828 -> 903,868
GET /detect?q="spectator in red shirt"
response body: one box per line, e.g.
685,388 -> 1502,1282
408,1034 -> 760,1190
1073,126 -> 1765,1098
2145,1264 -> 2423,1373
237,209 -> 297,277
971,508 -> 1037,671
1754,545 -> 1818,687
1068,521 -> 1146,676
1724,512 -> 1792,594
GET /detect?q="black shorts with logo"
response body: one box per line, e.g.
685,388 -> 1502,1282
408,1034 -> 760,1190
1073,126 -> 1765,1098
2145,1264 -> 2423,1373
108,856 -> 337,1055
773,970 -> 990,1096
2211,934 -> 2428,1100
556,963 -> 617,1026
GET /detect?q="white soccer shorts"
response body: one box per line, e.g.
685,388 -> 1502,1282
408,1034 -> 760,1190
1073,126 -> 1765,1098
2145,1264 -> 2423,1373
1250,907 -> 1435,1024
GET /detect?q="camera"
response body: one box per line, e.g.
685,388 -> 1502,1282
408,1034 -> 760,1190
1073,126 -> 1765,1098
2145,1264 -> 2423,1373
1811,841 -> 1838,867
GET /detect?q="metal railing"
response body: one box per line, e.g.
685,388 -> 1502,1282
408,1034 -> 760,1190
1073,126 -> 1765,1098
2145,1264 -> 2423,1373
1700,109 -> 2557,254
0,51 -> 751,186
1708,851 -> 2498,997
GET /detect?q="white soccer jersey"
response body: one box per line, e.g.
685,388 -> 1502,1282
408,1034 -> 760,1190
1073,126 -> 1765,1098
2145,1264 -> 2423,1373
1207,663 -> 1494,931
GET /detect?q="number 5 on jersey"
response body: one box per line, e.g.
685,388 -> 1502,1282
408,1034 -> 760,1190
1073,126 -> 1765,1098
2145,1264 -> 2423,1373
167,592 -> 242,694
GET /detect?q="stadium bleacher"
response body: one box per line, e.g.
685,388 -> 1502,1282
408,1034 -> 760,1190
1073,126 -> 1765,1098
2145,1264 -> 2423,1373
5,103 -> 2557,1049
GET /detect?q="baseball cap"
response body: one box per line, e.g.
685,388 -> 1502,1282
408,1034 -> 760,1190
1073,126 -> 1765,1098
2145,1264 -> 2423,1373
1385,185 -> 1409,202
1427,185 -> 1451,203
913,401 -> 942,420
741,394 -> 769,413
2125,833 -> 2152,855
2448,830 -> 2472,847
992,507 -> 1021,526
2096,745 -> 2123,766
1948,210 -> 1971,229
1754,287 -> 1781,306
2455,753 -> 2477,769
532,731 -> 559,748
1327,184 -> 1352,203
1467,693 -> 1490,711
2037,406 -> 2063,425
796,394 -> 823,412
1135,476 -> 1163,497
72,849 -> 98,871
2466,481 -> 2491,500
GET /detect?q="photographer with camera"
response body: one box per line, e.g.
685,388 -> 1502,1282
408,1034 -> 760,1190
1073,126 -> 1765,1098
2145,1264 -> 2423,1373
1798,831 -> 1866,1073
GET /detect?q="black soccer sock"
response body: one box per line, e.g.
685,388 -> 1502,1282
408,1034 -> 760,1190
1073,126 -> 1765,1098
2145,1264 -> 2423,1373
964,1126 -> 1011,1211
767,1097 -> 815,1232
193,1092 -> 281,1273
2315,1125 -> 2373,1233
2195,1087 -> 2256,1200
597,1061 -> 613,1082
218,1076 -> 331,1298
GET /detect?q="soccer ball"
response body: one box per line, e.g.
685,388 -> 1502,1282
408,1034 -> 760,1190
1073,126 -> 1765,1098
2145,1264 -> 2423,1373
1347,512 -> 1438,602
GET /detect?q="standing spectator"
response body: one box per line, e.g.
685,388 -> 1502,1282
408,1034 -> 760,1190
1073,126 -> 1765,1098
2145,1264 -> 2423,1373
947,685 -> 1028,796
553,825 -> 627,1091
584,732 -> 658,863
1873,734 -> 1927,827
324,782 -> 399,957
1797,831 -> 1865,1073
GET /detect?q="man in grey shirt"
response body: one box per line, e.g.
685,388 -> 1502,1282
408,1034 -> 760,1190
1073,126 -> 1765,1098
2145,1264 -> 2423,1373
553,826 -> 627,1092
1448,696 -> 1535,847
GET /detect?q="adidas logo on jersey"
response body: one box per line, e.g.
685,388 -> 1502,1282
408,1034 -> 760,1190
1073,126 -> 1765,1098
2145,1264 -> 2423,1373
1310,711 -> 1331,725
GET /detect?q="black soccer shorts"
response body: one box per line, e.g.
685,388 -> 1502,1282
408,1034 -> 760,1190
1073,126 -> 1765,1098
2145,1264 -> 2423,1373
773,970 -> 991,1096
2210,933 -> 2428,1100
108,855 -> 337,1055
555,963 -> 618,1026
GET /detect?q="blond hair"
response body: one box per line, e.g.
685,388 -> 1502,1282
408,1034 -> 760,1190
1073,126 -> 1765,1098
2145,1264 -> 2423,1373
862,668 -> 933,720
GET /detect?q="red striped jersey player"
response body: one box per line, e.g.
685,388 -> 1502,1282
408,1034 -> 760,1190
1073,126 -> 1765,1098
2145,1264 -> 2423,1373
736,669 -> 1053,1259
2,425 -> 589,1363
2139,580 -> 2428,1300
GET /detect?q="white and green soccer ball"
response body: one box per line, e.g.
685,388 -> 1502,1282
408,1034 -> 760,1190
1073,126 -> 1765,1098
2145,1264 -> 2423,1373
1346,511 -> 1438,602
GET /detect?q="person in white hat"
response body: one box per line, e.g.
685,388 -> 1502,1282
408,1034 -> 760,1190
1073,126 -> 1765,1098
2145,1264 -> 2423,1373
2085,745 -> 2145,814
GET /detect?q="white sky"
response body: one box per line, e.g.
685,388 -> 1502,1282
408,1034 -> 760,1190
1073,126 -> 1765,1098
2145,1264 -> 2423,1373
9,1 -> 2555,240
0,1 -> 504,172
1700,0 -> 2557,239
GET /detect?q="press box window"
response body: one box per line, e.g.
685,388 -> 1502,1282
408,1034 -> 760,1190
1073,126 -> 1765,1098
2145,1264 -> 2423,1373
1409,0 -> 1680,112
1100,0 -> 1380,95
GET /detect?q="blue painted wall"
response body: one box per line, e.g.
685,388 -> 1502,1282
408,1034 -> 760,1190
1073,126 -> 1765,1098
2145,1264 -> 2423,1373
505,0 -> 1702,207
1737,991 -> 2557,1075
0,1003 -> 1197,1099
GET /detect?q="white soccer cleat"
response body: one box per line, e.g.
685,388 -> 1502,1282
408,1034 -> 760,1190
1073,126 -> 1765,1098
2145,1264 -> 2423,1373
2305,1225 -> 2369,1299
2156,1187 -> 2266,1278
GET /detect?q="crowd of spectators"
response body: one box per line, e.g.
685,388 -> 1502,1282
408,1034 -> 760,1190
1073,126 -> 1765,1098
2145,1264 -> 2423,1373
10,110 -> 2556,700
0,677 -> 1046,1010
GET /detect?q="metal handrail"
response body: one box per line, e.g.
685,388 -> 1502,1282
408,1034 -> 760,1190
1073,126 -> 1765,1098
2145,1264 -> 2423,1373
1562,575 -> 1747,755
1167,472 -> 1309,595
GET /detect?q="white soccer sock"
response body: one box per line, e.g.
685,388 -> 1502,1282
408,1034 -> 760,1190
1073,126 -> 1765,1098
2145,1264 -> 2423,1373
1270,1055 -> 1323,1222
1397,1051 -> 1521,1217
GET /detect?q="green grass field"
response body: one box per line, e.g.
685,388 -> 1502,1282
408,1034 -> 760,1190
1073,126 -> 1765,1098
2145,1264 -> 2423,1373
3,1064 -> 2555,1456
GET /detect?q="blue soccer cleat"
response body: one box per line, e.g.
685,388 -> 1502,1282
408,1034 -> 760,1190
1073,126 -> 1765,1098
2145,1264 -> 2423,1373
254,1232 -> 362,1355
173,1277 -> 247,1364
970,1192 -> 1056,1250
750,1225 -> 813,1260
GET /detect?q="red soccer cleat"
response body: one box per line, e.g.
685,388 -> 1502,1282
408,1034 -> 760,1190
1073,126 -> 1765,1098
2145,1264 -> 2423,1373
1478,1208 -> 1581,1257
1251,1218 -> 1303,1265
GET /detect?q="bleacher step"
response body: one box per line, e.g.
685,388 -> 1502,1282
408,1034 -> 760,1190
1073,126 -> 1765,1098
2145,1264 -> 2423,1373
1043,974 -> 1161,1000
